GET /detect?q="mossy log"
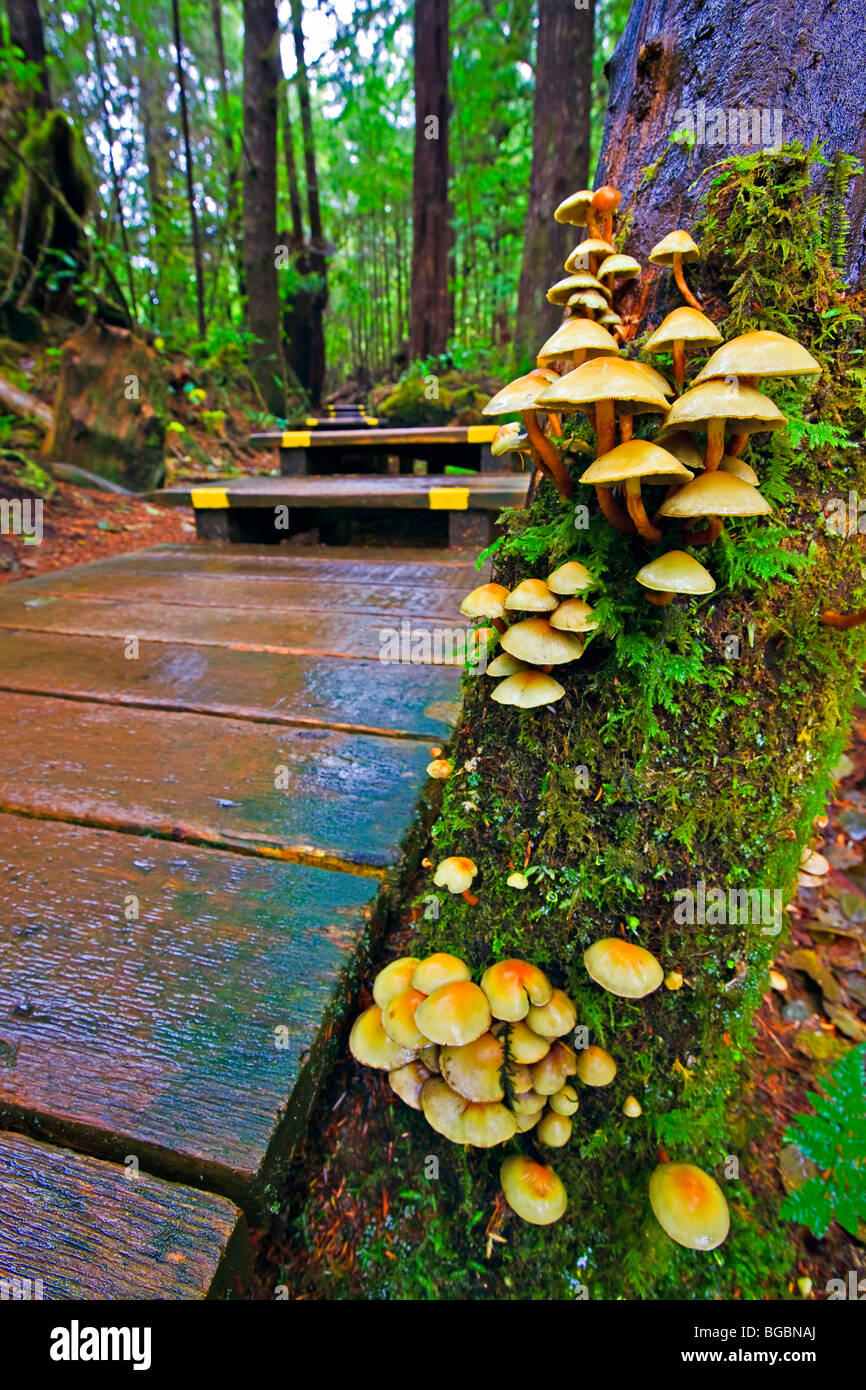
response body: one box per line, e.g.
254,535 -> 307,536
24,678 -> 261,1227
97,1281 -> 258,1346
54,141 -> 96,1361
406,147 -> 866,1298
42,323 -> 166,492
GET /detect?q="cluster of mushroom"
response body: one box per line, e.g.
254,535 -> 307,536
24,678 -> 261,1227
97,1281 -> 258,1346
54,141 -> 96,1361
459,562 -> 597,707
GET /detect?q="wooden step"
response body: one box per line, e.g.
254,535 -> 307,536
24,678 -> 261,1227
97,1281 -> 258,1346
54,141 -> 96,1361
0,1130 -> 250,1299
154,472 -> 527,510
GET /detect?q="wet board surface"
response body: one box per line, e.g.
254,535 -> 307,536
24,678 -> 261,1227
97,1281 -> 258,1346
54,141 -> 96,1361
0,1130 -> 250,1300
155,472 -> 528,509
0,543 -> 469,1272
251,426 -> 497,446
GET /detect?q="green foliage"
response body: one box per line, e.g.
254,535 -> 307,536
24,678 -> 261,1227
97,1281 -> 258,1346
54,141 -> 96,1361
779,1047 -> 866,1238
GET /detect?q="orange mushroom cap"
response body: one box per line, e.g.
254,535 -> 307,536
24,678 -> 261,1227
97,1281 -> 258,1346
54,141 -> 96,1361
414,980 -> 492,1046
649,1162 -> 730,1250
480,958 -> 554,1021
584,938 -> 664,999
500,1156 -> 568,1225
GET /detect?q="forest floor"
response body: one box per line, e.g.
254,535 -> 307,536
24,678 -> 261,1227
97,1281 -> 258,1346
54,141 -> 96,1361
249,712 -> 866,1302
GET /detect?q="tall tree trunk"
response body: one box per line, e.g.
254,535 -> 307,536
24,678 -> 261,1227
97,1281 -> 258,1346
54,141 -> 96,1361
88,0 -> 138,319
596,0 -> 866,292
6,0 -> 51,111
289,0 -> 326,404
408,0 -> 452,361
515,0 -> 594,360
242,0 -> 285,415
171,0 -> 206,338
414,4 -> 866,1301
212,0 -> 244,298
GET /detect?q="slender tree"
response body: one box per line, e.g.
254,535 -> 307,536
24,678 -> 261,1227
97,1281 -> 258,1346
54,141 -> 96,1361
5,0 -> 51,112
408,0 -> 452,360
515,0 -> 594,360
288,0 -> 326,402
242,0 -> 285,413
171,0 -> 206,337
211,0 -> 244,297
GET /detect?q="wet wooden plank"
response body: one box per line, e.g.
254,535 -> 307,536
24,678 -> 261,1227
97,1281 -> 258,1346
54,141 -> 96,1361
0,815 -> 379,1215
0,591 -> 472,662
0,691 -> 438,868
0,631 -> 462,739
250,426 -> 497,447
155,473 -> 527,510
0,1131 -> 250,1299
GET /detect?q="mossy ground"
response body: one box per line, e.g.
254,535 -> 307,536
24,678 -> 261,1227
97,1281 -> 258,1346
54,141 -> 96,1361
256,145 -> 866,1299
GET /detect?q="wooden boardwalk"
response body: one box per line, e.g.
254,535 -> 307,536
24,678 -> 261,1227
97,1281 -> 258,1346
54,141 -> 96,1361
0,543 -> 475,1298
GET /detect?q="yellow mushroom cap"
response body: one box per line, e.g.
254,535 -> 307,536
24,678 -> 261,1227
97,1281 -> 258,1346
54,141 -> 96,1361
460,582 -> 509,620
719,454 -> 759,485
564,237 -> 614,270
546,275 -> 602,307
500,1156 -> 568,1225
381,987 -> 428,1050
414,980 -> 492,1046
566,290 -> 610,313
560,270 -> 610,294
491,422 -> 530,456
505,578 -> 558,612
485,653 -> 527,678
531,1041 -> 578,1095
661,380 -> 786,433
432,856 -> 478,894
692,329 -> 821,384
506,870 -> 529,889
510,1087 -> 547,1116
599,310 -> 623,328
580,439 -> 692,488
659,429 -> 705,471
800,848 -> 830,876
481,958 -> 553,1022
665,970 -> 684,991
459,1100 -> 518,1147
497,1019 -> 551,1064
412,952 -> 472,994
389,1059 -> 433,1110
537,1110 -> 573,1147
648,1162 -> 731,1250
426,758 -> 452,779
547,561 -> 595,595
536,357 -> 669,413
536,318 -> 620,367
439,1031 -> 507,1103
526,987 -> 578,1038
636,550 -> 716,596
623,1095 -> 643,1118
630,360 -> 676,399
658,470 -> 772,519
483,367 -> 559,416
554,189 -> 594,225
549,1083 -> 579,1116
373,956 -> 422,1009
549,598 -> 598,633
575,1044 -> 617,1086
421,1076 -> 470,1141
645,307 -> 722,352
649,229 -> 699,265
491,670 -> 566,708
584,938 -> 664,998
500,617 -> 584,666
597,253 -> 641,282
516,1109 -> 542,1132
349,1005 -> 419,1071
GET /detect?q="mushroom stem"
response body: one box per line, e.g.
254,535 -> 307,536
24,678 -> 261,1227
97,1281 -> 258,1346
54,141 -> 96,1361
685,515 -> 723,546
548,412 -> 563,437
522,411 -> 573,498
460,889 -> 479,905
595,398 -> 616,455
492,617 -> 507,635
572,347 -> 587,370
596,485 -> 636,534
672,251 -> 702,310
645,590 -> 674,605
625,477 -> 663,544
619,413 -> 634,443
704,417 -> 726,472
820,609 -> 866,629
728,433 -> 748,458
672,340 -> 686,392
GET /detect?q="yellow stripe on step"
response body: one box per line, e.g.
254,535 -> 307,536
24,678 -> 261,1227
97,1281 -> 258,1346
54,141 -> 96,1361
281,431 -> 312,447
466,425 -> 498,443
429,487 -> 469,510
190,488 -> 229,509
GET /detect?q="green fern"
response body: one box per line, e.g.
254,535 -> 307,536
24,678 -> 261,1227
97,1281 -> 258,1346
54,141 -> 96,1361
779,1045 -> 866,1238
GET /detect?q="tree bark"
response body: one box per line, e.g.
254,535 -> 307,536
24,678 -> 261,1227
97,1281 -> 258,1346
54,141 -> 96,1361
171,0 -> 206,338
289,0 -> 327,404
6,0 -> 51,112
408,0 -> 453,361
212,0 -> 244,298
515,0 -> 595,361
596,0 -> 866,292
242,0 -> 285,416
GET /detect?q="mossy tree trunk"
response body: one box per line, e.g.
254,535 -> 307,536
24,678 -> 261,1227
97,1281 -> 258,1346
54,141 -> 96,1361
411,151 -> 866,1299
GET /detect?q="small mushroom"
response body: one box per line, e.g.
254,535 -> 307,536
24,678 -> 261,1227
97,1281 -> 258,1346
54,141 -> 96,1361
547,276 -> 604,308
623,1095 -> 643,1118
381,987 -> 428,1049
579,440 -> 692,544
497,1019 -> 551,1064
574,1044 -> 617,1087
483,367 -> 572,498
420,1076 -> 470,1142
349,1005 -> 418,1071
459,1100 -> 518,1147
426,758 -> 453,778
389,1059 -> 433,1110
549,598 -> 598,633
485,652 -> 528,678
432,856 -> 478,899
644,306 -> 722,392
491,670 -> 566,708
564,236 -> 615,274
664,970 -> 684,991
537,1110 -> 572,1147
530,1041 -> 578,1094
566,288 -> 610,316
657,468 -> 772,546
584,938 -> 664,997
660,379 -> 785,473
510,1087 -> 547,1115
491,421 -> 531,464
554,188 -> 597,233
460,582 -> 510,634
596,253 -> 640,297
549,1084 -> 579,1116
500,618 -> 585,667
373,956 -> 422,1009
506,870 -> 530,890
439,1031 -> 508,1102
412,952 -> 472,994
414,980 -> 492,1046
504,578 -> 559,613
500,1156 -> 568,1225
648,229 -> 702,310
719,454 -> 759,485
536,317 -> 620,371
648,1162 -> 730,1250
526,987 -> 578,1037
547,560 -> 595,595
591,183 -> 622,244
635,549 -> 716,606
692,330 -> 821,455
480,958 -> 553,1021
